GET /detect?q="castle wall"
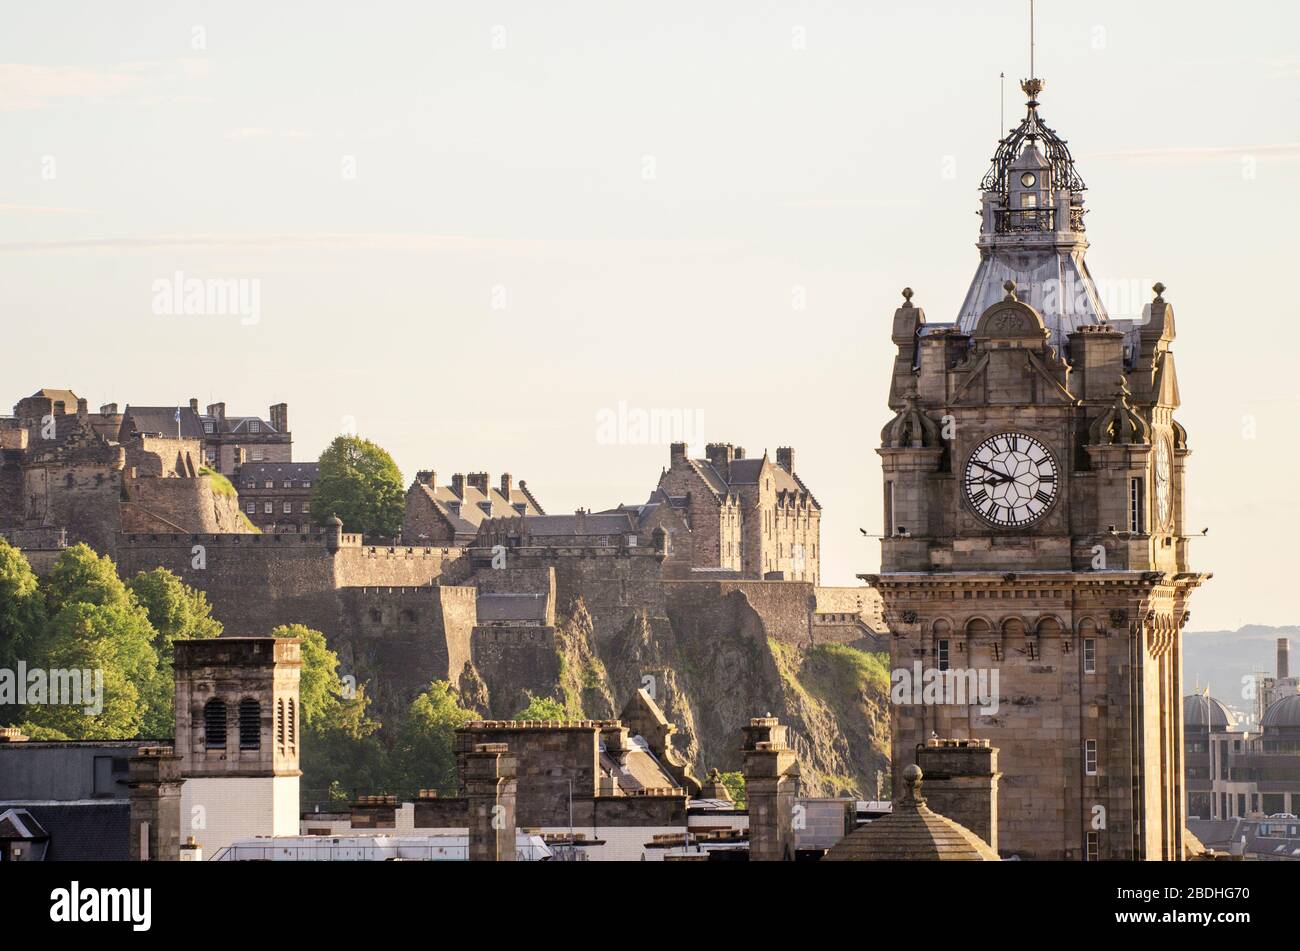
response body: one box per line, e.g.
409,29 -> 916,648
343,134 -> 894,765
664,579 -> 815,646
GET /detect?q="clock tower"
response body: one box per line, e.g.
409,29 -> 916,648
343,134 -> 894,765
864,77 -> 1209,860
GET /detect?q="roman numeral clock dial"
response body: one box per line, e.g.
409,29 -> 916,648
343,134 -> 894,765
963,432 -> 1059,527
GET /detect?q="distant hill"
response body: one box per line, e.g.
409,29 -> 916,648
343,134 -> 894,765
1183,625 -> 1297,715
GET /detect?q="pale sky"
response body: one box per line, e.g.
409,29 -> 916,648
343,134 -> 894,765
3,1 -> 1299,631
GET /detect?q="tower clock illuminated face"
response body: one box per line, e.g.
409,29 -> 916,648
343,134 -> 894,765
1154,436 -> 1173,529
963,432 -> 1059,527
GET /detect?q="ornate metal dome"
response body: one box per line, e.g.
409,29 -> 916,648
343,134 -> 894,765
979,79 -> 1086,203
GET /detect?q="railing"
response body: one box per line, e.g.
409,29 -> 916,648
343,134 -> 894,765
210,841 -> 552,861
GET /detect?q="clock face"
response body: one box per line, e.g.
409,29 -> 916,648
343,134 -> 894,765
963,432 -> 1059,527
1020,172 -> 1037,187
1154,437 -> 1173,528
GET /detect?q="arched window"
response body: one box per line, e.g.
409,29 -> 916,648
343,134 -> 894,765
276,698 -> 286,750
204,698 -> 227,750
239,698 -> 261,750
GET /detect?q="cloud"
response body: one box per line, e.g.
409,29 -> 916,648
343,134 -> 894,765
0,203 -> 96,216
226,128 -> 311,140
0,64 -> 138,111
781,197 -> 923,208
0,58 -> 212,111
0,232 -> 740,254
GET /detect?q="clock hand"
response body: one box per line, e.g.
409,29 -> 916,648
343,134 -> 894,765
970,461 -> 1012,482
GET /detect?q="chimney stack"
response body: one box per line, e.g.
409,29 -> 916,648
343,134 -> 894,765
499,473 -> 513,497
270,402 -> 288,434
127,746 -> 184,861
189,398 -> 199,413
1279,638 -> 1291,680
705,443 -> 735,482
100,403 -> 118,415
776,447 -> 795,473
416,470 -> 436,487
206,402 -> 225,424
669,442 -> 688,467
76,398 -> 88,416
914,739 -> 1000,854
467,472 -> 490,494
741,716 -> 800,861
451,473 -> 466,498
464,743 -> 517,861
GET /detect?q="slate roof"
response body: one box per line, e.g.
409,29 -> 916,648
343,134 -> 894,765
410,478 -> 544,538
120,405 -> 206,440
518,513 -> 637,536
0,802 -> 129,861
1189,817 -> 1300,860
202,414 -> 280,435
238,462 -> 319,485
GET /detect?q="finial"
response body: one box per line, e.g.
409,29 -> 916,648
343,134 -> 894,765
1002,280 -> 1018,301
1153,282 -> 1166,303
901,764 -> 925,804
901,287 -> 914,307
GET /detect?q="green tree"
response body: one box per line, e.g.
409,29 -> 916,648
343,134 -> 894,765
22,546 -> 159,739
717,770 -> 746,807
392,681 -> 475,796
128,568 -> 222,737
271,623 -> 386,806
312,435 -> 405,538
0,540 -> 46,720
514,694 -> 568,721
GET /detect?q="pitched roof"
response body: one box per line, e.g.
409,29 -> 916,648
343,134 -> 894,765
823,766 -> 998,861
120,405 -> 206,440
0,802 -> 129,860
237,462 -> 319,483
410,479 -> 544,537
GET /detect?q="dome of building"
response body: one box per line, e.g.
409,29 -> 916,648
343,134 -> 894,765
1261,694 -> 1300,730
1183,694 -> 1235,730
823,765 -> 998,861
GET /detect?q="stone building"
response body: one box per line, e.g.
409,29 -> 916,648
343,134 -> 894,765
198,400 -> 292,474
864,75 -> 1208,859
1184,647 -> 1300,822
656,442 -> 821,582
236,461 -> 319,531
0,390 -> 251,554
403,470 -> 545,546
173,636 -> 302,857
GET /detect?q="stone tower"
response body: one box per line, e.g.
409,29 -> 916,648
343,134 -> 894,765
864,76 -> 1208,860
173,636 -> 303,857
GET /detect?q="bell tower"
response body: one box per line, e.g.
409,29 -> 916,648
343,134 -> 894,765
173,636 -> 302,857
865,71 -> 1209,860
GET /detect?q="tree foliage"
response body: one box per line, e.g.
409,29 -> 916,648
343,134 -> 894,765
514,694 -> 568,721
311,434 -> 405,538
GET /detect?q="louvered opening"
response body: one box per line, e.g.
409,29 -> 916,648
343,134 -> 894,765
239,698 -> 261,751
203,699 -> 227,750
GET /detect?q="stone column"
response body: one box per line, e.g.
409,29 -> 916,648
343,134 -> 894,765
741,717 -> 800,862
465,742 -> 517,861
128,747 -> 184,861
